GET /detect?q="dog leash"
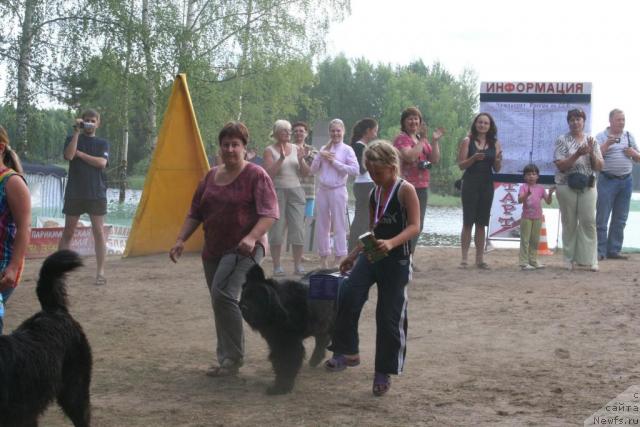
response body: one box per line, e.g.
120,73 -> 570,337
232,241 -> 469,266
216,244 -> 263,292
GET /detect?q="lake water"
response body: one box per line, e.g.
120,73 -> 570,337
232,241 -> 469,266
38,189 -> 640,250
357,195 -> 640,250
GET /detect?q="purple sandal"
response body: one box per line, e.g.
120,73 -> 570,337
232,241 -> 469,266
372,372 -> 391,396
324,354 -> 360,372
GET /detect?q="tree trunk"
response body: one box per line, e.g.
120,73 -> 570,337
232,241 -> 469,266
141,0 -> 158,154
177,0 -> 198,72
236,0 -> 253,121
119,0 -> 135,204
15,0 -> 36,158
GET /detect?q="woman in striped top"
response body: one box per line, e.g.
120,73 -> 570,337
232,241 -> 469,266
0,126 -> 32,334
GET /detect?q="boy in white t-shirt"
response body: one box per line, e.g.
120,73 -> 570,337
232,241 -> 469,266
518,164 -> 554,270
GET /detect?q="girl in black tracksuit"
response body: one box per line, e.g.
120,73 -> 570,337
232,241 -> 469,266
325,140 -> 420,397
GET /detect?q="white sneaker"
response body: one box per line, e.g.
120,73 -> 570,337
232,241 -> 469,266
532,263 -> 545,269
521,264 -> 536,271
590,264 -> 599,272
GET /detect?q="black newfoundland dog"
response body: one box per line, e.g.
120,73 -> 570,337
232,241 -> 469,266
240,264 -> 336,394
0,250 -> 92,427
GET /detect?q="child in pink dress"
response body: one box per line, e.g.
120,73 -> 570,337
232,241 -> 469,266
518,164 -> 554,270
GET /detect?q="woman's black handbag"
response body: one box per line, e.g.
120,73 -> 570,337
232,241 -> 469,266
567,172 -> 589,190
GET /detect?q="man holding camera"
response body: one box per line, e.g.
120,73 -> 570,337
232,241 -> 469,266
59,109 -> 110,285
595,109 -> 640,260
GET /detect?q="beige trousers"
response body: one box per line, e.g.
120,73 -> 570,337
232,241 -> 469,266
556,184 -> 598,267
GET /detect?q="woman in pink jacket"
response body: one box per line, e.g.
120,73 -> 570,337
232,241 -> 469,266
310,119 -> 359,268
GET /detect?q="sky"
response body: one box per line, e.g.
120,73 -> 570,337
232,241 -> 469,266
2,0 -> 636,135
325,0 -> 639,133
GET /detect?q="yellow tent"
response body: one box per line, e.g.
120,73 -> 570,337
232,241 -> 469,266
123,74 -> 210,257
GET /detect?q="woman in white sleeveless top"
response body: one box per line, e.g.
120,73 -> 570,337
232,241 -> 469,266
263,120 -> 310,276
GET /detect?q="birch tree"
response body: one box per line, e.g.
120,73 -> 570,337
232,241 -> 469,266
0,0 -> 85,156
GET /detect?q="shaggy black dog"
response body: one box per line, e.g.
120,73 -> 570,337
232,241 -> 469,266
240,264 -> 336,395
0,250 -> 92,427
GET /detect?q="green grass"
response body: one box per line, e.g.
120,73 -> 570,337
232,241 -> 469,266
428,193 -> 462,207
52,162 -> 68,171
126,175 -> 146,190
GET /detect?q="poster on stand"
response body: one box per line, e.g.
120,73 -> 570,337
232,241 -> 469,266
482,81 -> 590,240
480,81 -> 592,183
489,182 -> 522,240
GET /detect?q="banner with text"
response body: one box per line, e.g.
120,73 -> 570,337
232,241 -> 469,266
27,226 -> 113,259
489,182 -> 523,240
480,81 -> 592,183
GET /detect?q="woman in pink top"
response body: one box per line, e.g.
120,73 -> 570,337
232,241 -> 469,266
310,119 -> 359,268
170,121 -> 279,377
518,163 -> 554,270
393,107 -> 443,269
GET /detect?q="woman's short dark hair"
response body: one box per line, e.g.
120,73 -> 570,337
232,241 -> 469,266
566,108 -> 586,122
400,107 -> 423,133
218,121 -> 249,146
470,113 -> 498,147
351,118 -> 378,144
292,121 -> 308,131
523,163 -> 540,175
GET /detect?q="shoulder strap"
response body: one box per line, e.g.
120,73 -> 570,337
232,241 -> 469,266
392,178 -> 405,207
0,168 -> 16,184
0,169 -> 23,195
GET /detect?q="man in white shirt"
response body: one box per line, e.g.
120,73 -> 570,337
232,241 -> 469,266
595,109 -> 640,260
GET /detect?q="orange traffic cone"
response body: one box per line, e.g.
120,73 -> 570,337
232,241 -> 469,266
537,215 -> 553,255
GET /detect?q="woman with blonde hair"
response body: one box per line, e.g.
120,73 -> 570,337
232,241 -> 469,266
310,119 -> 359,268
263,119 -> 310,276
0,126 -> 32,333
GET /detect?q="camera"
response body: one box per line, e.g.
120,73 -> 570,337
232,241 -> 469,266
74,121 -> 96,130
79,122 -> 96,129
417,160 -> 431,170
614,137 -> 621,143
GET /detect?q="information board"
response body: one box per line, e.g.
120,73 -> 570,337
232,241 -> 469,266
480,81 -> 592,183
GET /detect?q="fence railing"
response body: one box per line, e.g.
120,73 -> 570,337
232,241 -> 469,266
25,173 -> 66,221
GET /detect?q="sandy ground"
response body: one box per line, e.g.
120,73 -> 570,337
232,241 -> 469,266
5,246 -> 640,426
